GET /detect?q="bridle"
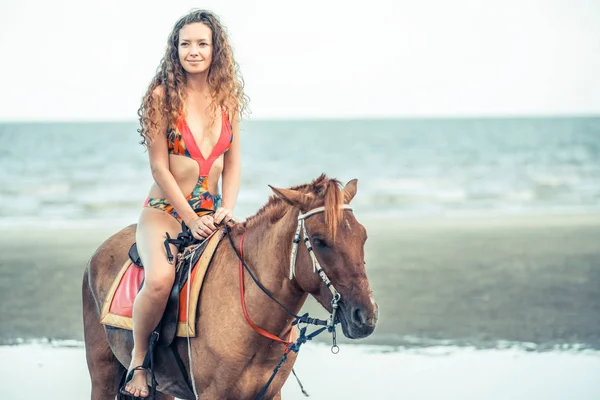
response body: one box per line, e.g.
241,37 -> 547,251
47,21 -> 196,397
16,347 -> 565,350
289,204 -> 353,328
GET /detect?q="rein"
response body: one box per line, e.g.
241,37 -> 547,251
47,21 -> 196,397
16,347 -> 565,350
237,231 -> 296,346
224,204 -> 353,399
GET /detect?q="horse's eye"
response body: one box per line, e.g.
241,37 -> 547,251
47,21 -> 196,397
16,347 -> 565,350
312,237 -> 328,248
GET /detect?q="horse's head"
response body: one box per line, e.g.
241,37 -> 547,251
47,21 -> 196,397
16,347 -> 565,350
269,175 -> 378,339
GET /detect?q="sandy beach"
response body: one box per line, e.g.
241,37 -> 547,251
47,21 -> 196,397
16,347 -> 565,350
1,214 -> 599,348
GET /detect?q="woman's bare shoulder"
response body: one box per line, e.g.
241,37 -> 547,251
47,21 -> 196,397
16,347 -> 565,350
224,102 -> 240,123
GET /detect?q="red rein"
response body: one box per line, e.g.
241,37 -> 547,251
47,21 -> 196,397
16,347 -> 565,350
238,232 -> 293,350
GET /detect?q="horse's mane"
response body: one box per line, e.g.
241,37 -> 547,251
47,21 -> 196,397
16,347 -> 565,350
243,174 -> 345,239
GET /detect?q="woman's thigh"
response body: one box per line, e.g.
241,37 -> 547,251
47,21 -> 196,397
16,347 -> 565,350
136,207 -> 183,290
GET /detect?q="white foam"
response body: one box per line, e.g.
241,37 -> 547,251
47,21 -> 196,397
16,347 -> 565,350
0,342 -> 599,399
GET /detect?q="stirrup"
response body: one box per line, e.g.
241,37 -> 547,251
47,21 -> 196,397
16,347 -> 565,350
119,365 -> 151,399
120,330 -> 160,399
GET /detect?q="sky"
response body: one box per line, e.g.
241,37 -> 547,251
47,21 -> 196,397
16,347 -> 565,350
0,0 -> 599,121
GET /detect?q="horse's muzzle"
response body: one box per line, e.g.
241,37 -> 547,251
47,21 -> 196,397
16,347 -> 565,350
338,299 -> 378,339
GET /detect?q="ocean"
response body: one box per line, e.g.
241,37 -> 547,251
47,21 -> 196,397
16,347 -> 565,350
1,116 -> 599,227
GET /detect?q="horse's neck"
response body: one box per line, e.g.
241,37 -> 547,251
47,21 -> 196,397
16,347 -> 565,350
240,209 -> 307,333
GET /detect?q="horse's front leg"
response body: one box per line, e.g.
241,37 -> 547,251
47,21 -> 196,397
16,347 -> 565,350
273,391 -> 281,400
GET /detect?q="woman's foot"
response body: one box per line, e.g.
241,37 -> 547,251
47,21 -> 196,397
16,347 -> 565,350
122,361 -> 150,398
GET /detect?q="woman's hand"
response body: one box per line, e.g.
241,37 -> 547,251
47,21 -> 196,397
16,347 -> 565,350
188,214 -> 217,240
213,207 -> 234,225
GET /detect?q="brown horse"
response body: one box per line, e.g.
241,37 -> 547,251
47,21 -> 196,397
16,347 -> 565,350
82,174 -> 379,399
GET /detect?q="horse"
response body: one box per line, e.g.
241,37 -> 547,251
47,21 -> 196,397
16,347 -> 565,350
82,174 -> 379,399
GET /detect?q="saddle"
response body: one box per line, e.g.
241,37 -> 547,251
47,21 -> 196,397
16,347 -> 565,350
100,226 -> 224,347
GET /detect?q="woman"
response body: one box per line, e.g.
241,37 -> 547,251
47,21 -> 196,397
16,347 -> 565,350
123,9 -> 248,397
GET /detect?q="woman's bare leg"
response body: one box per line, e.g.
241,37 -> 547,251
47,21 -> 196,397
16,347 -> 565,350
123,207 -> 182,397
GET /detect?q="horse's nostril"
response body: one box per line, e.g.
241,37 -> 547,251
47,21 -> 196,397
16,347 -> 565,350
352,307 -> 367,325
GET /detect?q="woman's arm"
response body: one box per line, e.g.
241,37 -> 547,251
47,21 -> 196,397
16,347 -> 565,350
220,113 -> 241,212
146,87 -> 201,226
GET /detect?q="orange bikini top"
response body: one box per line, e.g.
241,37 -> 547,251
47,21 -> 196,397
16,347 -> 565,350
167,107 -> 233,177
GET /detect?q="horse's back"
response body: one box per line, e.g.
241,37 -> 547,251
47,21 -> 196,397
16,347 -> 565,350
84,223 -> 137,313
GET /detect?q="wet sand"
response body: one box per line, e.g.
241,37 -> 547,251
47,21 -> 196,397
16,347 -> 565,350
1,214 -> 600,349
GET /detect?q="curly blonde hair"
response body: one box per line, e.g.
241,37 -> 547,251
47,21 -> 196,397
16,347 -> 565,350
137,9 -> 249,146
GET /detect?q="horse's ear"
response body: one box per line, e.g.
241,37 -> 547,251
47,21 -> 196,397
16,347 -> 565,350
269,185 -> 313,209
343,179 -> 358,204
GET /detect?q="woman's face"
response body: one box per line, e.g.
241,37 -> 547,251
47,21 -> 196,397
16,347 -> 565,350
178,22 -> 213,74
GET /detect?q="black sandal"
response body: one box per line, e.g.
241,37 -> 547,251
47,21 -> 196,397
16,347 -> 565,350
119,365 -> 151,398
